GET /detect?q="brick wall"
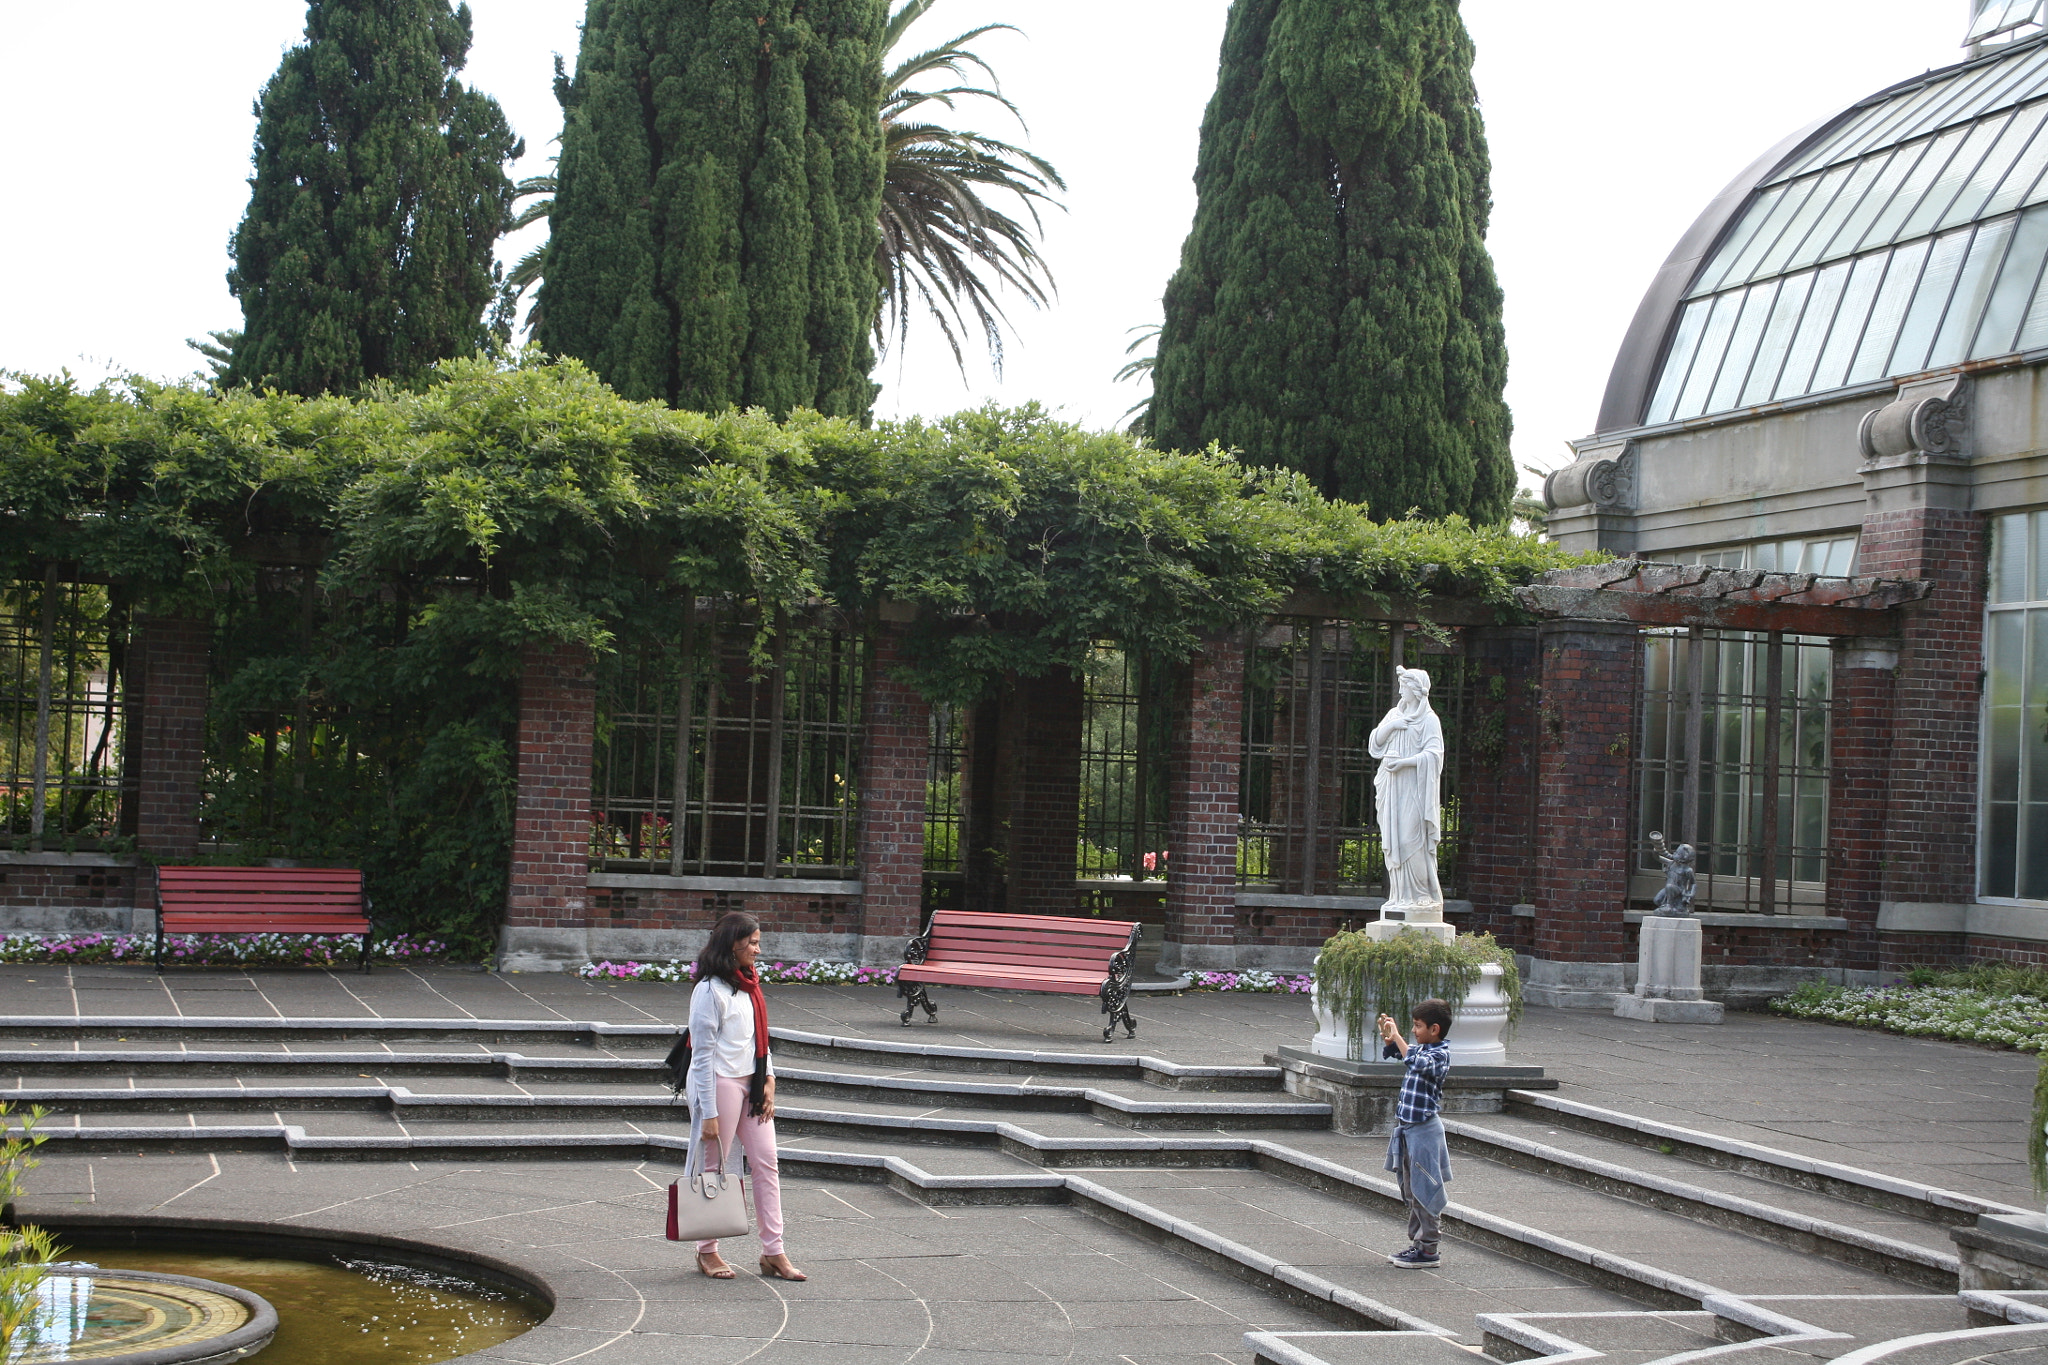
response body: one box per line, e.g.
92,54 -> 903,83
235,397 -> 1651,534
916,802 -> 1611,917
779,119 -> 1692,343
857,627 -> 931,947
1857,507 -> 1986,910
588,886 -> 861,935
132,614 -> 209,862
1962,934 -> 2048,969
1458,626 -> 1540,949
1533,619 -> 1639,964
1166,635 -> 1245,963
1823,641 -> 1895,977
506,642 -> 596,934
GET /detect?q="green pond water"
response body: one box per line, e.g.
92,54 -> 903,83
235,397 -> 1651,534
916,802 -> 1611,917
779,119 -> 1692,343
68,1247 -> 542,1364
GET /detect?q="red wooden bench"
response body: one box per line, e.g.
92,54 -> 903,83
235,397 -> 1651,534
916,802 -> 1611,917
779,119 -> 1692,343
155,867 -> 374,973
895,910 -> 1140,1042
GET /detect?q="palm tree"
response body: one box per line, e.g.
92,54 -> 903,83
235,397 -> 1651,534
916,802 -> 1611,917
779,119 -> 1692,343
1112,323 -> 1158,437
498,169 -> 554,337
877,0 -> 1065,377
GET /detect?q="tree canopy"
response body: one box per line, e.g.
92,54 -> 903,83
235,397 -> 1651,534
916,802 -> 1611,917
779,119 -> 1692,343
1151,0 -> 1513,524
538,0 -> 887,419
226,0 -> 522,396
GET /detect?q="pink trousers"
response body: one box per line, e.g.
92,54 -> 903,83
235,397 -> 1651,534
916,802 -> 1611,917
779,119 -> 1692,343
696,1074 -> 784,1257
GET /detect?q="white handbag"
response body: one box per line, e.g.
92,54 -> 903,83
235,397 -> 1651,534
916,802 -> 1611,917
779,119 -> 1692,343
666,1139 -> 751,1242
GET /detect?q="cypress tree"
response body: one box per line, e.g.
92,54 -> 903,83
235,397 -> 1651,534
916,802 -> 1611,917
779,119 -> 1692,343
226,1 -> 521,397
538,0 -> 885,419
1152,0 -> 1512,523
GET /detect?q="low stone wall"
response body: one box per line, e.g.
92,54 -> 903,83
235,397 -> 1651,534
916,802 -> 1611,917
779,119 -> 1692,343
0,853 -> 147,936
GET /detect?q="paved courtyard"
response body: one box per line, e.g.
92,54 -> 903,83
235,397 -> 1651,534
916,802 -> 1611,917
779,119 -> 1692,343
3,962 -> 2044,1365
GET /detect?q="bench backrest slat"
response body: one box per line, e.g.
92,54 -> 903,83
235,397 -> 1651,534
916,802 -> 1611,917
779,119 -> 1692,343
922,910 -> 1133,972
158,867 -> 366,923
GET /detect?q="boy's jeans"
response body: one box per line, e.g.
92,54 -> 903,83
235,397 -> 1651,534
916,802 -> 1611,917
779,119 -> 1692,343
1397,1159 -> 1440,1254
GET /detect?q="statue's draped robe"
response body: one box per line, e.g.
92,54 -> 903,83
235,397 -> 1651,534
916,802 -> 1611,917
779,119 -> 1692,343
1369,703 -> 1445,912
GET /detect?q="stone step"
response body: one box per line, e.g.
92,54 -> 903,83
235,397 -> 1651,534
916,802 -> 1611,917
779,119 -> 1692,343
1503,1091 -> 2030,1227
1440,1111 -> 1959,1287
0,1016 -> 1282,1090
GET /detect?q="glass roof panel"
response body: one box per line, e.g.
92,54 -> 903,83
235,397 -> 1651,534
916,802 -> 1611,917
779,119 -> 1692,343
1774,259 -> 1852,399
1673,292 -> 1746,421
1740,271 -> 1815,406
1943,102 -> 2048,226
1973,204 -> 2048,352
1807,252 -> 1890,392
1785,156 -> 1890,272
2012,245 -> 2048,346
1707,282 -> 1781,413
1932,216 -> 2016,365
1982,104 -> 2048,214
1692,185 -> 1789,297
1855,125 -> 1974,251
1808,146 -> 1917,263
1769,41 -> 2048,184
1845,238 -> 1930,385
1886,225 -> 1975,373
1898,114 -> 2014,240
1645,298 -> 1712,426
1754,163 -> 1858,279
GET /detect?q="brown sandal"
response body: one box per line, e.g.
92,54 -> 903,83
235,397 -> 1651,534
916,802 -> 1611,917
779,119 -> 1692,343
696,1252 -> 736,1279
759,1255 -> 807,1282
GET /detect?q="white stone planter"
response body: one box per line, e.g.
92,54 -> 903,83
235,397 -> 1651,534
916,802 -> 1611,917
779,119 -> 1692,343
1309,960 -> 1509,1066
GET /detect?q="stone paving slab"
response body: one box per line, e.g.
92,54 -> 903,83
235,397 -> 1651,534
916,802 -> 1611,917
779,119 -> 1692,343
19,1152 -> 1323,1364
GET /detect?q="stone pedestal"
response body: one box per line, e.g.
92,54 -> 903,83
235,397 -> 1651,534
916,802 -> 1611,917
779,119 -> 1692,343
1363,907 -> 1455,946
1268,1047 -> 1554,1135
1613,916 -> 1725,1024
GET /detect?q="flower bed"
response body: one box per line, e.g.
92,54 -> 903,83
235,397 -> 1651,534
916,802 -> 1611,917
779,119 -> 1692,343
1184,969 -> 1312,994
0,931 -> 453,969
1770,981 -> 2048,1051
578,959 -> 901,986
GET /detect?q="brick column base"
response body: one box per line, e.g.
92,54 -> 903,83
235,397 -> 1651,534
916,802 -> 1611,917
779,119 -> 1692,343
133,614 -> 210,865
1163,635 -> 1245,973
1457,626 -> 1540,949
500,642 -> 597,971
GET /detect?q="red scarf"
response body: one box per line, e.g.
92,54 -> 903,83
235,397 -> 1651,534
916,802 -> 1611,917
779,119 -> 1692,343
731,965 -> 771,1114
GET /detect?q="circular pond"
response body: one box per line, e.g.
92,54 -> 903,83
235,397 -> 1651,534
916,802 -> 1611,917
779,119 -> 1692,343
35,1247 -> 542,1365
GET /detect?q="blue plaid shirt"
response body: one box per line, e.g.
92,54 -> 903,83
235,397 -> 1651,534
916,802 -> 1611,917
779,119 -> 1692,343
1394,1041 -> 1450,1126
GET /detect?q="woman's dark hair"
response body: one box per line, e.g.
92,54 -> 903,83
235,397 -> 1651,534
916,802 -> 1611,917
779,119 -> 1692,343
695,911 -> 761,987
1413,998 -> 1454,1037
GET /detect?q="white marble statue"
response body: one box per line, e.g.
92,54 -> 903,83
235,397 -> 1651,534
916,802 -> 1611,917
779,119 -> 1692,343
1368,665 -> 1445,920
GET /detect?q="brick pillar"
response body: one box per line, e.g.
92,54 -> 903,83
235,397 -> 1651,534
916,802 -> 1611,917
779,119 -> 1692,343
500,642 -> 596,971
1529,618 -> 1639,1006
1858,508 -> 1986,918
857,626 -> 931,963
1001,668 -> 1084,915
132,614 -> 209,863
1458,626 -> 1540,948
1826,638 -> 1897,977
1163,635 -> 1245,973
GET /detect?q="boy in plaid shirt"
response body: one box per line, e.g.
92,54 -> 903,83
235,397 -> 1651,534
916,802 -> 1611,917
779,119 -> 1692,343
1376,997 -> 1454,1268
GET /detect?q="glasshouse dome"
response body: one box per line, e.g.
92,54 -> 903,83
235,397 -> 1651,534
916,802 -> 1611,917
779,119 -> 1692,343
1600,29 -> 2048,433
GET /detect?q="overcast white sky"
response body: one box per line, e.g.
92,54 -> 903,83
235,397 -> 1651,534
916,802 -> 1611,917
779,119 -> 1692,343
0,1 -> 1967,485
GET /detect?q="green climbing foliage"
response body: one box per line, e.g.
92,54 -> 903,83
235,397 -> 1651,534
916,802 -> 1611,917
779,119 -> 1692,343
539,0 -> 886,419
1312,928 -> 1522,1062
226,0 -> 522,395
1153,0 -> 1512,523
1,356 -> 1587,950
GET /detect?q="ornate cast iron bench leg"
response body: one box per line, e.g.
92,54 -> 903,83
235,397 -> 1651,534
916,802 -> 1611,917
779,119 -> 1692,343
1099,950 -> 1137,1043
898,980 -> 937,1026
898,919 -> 937,1025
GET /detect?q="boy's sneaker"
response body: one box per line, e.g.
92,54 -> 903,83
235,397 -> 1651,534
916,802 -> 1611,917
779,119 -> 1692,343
1388,1246 -> 1440,1269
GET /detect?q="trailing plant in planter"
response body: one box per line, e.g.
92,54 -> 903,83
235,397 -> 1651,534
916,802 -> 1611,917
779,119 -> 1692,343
1312,929 -> 1523,1060
0,1102 -> 58,1357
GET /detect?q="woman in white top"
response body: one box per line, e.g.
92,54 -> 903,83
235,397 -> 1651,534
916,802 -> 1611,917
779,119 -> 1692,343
687,911 -> 805,1281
